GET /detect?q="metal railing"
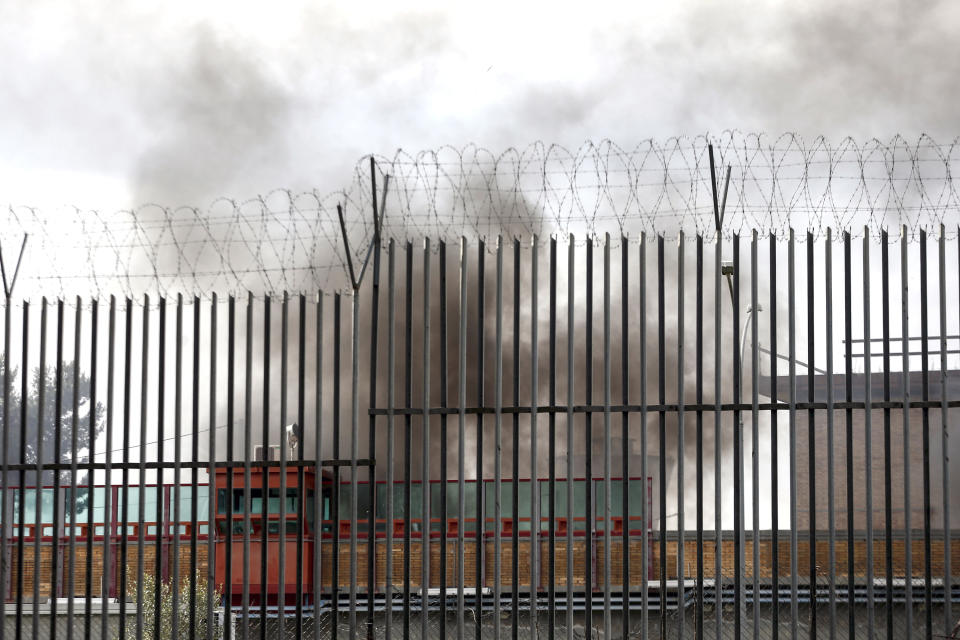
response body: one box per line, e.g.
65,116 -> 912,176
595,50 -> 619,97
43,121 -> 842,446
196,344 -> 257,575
1,227 -> 958,640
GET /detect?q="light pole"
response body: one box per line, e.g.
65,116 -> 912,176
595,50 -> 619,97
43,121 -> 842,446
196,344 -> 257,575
723,258 -> 762,634
739,304 -> 762,383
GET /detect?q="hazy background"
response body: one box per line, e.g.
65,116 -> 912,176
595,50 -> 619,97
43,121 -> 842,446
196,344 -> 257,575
0,0 -> 957,210
1,0 -> 958,531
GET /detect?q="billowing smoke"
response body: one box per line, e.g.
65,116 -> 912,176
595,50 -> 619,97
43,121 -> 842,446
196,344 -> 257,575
307,180 -> 763,531
130,25 -> 293,206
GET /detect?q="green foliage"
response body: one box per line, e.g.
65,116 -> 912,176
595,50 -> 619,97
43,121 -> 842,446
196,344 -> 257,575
0,353 -> 105,509
121,571 -> 224,640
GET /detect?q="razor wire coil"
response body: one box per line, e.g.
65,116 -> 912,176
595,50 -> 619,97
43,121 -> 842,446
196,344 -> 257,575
1,132 -> 958,299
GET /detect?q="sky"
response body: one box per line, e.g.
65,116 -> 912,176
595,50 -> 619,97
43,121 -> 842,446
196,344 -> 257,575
0,0 -> 958,210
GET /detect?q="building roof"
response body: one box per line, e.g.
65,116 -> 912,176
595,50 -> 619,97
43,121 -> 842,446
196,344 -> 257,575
758,369 -> 960,402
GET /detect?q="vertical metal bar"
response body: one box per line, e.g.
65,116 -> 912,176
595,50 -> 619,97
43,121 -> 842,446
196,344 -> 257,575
51,299 -> 64,640
511,239 -> 519,640
788,230 -> 798,640
528,236 -> 539,640
713,233 -> 723,640
936,224 -> 954,635
226,296 -> 236,640
456,238 -> 466,640
733,233 -> 743,640
33,298 -> 49,640
332,292 -> 341,639
117,298 -> 133,640
620,235 -> 630,640
0,270 -> 8,640
824,230 -> 837,640
100,300 -> 113,632
208,295 -> 217,640
15,301 -> 28,640
0,234 -> 27,630
768,234 -> 779,640
565,236 -> 574,640
421,239 -> 432,640
695,235 -> 704,640
386,241 -> 397,640
639,234 -> 649,640
384,241 -> 396,640
85,299 -> 97,640
938,225 -> 951,637
920,229 -> 932,640
190,297 -> 201,640
350,284 -> 361,640
367,156 -> 381,640
675,233 -> 685,640
67,298 -> 81,640
155,299 -> 166,640
441,241 -> 450,640
119,297 -> 132,639
313,293 -> 324,640
900,227 -> 913,637
882,231 -> 894,639
476,240 -> 486,640
862,228 -> 876,639
242,291 -> 253,640
603,233 -> 613,640
585,237 -> 594,636
843,233 -> 855,640
494,237 -> 503,640
805,232 -> 816,639
367,225 -> 383,640
403,243 -> 412,640
279,293 -> 289,640
136,296 -> 149,640
547,237 -> 557,640
173,294 -> 183,640
750,231 -> 760,640
296,294 -> 307,638
260,295 -> 270,640
656,235 -> 665,640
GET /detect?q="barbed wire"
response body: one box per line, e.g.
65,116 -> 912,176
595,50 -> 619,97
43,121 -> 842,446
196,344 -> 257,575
1,132 -> 958,299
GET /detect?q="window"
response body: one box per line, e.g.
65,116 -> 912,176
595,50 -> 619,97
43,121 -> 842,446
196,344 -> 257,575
538,479 -> 588,531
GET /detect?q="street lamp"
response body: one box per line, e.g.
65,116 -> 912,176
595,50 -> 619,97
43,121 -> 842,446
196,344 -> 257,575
739,304 -> 763,382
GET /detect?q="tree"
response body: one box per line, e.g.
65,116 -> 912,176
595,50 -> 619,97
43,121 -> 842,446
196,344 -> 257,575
0,353 -> 105,512
121,571 -> 224,640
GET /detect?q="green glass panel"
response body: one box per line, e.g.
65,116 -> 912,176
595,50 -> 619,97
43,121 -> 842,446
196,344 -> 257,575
628,479 -> 647,519
172,484 -> 205,518
338,484 -> 351,519
375,484 -> 388,519
594,479 -> 625,519
249,489 -> 263,515
538,480 -> 589,530
268,488 -> 282,514
305,490 -> 315,529
463,482 -> 477,533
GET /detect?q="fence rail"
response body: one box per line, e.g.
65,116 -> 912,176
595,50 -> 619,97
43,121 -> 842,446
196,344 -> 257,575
1,226 -> 958,640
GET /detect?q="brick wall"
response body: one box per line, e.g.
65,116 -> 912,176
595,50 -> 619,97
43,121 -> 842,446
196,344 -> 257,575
7,539 -> 209,600
7,533 -> 958,600
794,407 -> 956,531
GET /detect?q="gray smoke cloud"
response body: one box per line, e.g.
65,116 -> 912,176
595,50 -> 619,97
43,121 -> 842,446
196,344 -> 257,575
4,0 -> 955,534
130,25 -> 293,205
3,0 -> 958,211
307,183 -> 756,531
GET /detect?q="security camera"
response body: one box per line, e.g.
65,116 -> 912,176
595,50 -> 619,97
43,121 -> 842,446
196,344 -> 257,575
286,423 -> 301,458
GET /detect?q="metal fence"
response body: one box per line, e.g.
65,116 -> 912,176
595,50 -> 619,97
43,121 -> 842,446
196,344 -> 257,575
1,227 -> 959,640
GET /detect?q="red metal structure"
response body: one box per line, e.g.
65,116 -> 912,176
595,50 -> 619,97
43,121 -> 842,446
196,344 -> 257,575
213,466 -> 323,607
211,469 -> 652,607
